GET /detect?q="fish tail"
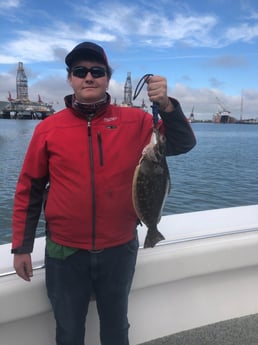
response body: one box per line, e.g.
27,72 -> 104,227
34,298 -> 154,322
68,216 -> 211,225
144,226 -> 165,248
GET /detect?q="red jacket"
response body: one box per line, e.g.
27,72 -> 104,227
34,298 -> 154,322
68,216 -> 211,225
12,97 -> 196,253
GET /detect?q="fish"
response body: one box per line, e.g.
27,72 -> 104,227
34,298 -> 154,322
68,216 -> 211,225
132,127 -> 171,248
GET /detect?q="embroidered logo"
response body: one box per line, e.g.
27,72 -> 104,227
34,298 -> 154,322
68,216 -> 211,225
104,117 -> 117,122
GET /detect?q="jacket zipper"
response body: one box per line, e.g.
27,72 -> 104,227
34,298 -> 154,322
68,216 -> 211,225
87,120 -> 96,249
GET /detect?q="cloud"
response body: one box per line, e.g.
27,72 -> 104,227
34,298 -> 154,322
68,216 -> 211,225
206,55 -> 248,68
75,2 -> 218,48
0,22 -> 116,64
71,2 -> 258,48
0,72 -> 17,100
209,78 -> 224,88
0,0 -> 20,10
108,79 -> 125,105
225,23 -> 258,43
1,1 -> 258,65
28,75 -> 70,110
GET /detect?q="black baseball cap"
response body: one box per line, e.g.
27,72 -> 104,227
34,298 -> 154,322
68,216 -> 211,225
65,42 -> 109,68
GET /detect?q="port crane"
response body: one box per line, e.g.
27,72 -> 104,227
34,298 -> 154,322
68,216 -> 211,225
216,97 -> 231,114
189,106 -> 195,122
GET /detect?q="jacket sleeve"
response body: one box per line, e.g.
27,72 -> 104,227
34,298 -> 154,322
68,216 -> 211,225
159,97 -> 196,156
11,124 -> 49,254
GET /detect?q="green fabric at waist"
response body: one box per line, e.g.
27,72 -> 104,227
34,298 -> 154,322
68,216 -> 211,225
46,236 -> 79,260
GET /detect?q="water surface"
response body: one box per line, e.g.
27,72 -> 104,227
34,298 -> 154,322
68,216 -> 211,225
1,120 -> 257,244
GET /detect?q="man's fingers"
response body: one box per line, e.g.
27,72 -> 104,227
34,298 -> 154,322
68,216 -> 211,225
14,254 -> 33,282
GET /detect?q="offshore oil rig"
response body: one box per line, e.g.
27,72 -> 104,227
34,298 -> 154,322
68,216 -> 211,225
1,62 -> 55,119
115,72 -> 147,110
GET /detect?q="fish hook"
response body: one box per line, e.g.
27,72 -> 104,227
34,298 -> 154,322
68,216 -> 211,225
133,73 -> 160,127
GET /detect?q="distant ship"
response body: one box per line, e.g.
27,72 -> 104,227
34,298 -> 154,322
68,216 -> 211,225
212,97 -> 236,123
0,62 -> 55,120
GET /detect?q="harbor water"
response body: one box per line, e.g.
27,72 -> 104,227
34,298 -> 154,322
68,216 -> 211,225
0,119 -> 258,244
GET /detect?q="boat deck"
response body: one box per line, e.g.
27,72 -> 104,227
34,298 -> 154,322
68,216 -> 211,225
139,313 -> 258,345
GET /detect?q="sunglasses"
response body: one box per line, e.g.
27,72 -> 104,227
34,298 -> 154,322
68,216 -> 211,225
71,66 -> 106,79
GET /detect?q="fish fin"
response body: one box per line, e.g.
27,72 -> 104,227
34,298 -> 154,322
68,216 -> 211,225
144,227 -> 165,248
136,218 -> 143,226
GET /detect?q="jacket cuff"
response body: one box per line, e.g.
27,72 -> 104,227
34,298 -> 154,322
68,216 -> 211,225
159,97 -> 179,116
11,247 -> 33,254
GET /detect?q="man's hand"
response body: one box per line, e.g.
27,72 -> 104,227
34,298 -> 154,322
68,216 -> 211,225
146,75 -> 174,112
13,253 -> 33,282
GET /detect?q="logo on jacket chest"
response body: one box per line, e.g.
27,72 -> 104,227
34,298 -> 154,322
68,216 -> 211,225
104,116 -> 117,122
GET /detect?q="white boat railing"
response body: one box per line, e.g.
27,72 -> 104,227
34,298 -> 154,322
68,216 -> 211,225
0,205 -> 258,345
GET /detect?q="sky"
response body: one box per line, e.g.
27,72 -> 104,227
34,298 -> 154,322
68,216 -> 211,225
0,0 -> 258,120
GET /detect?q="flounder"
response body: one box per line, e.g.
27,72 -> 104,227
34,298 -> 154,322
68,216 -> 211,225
132,128 -> 171,248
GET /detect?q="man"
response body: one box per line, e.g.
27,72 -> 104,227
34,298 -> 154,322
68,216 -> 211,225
12,41 -> 196,345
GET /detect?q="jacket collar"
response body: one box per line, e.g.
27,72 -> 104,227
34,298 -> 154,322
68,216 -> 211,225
64,93 -> 111,120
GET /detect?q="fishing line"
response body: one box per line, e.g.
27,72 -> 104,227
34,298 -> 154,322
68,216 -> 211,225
133,73 -> 160,126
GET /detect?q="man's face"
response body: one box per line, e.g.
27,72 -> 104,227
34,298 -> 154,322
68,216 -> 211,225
68,60 -> 109,103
